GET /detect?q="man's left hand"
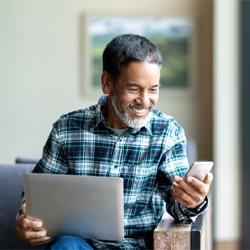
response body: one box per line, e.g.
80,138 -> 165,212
171,173 -> 213,209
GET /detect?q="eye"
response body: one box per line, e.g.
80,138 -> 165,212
128,88 -> 139,93
150,86 -> 159,93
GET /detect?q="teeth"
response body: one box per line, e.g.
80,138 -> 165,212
131,108 -> 147,114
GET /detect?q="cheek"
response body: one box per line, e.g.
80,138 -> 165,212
118,94 -> 136,107
151,96 -> 159,105
114,97 -> 130,113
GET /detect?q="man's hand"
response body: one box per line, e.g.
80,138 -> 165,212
171,173 -> 213,209
16,203 -> 52,245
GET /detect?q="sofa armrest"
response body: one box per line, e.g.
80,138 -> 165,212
154,212 -> 191,249
153,207 -> 212,250
0,163 -> 40,249
15,157 -> 39,164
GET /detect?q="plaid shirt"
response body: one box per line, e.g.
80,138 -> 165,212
32,95 -> 207,249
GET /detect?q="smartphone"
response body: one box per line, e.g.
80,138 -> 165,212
186,161 -> 214,181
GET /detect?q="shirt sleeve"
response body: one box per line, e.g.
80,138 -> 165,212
157,119 -> 209,223
32,123 -> 69,174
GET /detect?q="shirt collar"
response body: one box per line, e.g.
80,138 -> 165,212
90,94 -> 108,130
91,94 -> 153,136
129,113 -> 153,136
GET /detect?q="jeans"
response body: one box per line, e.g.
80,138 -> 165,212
46,236 -> 94,250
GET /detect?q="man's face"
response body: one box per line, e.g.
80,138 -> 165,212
106,61 -> 161,129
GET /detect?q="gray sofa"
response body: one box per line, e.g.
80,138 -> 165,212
0,163 -> 40,249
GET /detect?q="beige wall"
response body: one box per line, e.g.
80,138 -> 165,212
0,0 -> 213,163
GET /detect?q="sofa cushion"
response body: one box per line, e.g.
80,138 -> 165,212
0,163 -> 40,249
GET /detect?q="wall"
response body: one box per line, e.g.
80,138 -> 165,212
0,0 -> 213,163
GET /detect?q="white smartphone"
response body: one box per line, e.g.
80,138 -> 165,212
186,161 -> 214,181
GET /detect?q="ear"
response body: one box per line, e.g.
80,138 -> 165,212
101,71 -> 112,94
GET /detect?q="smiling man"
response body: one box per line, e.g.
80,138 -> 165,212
16,34 -> 213,249
102,61 -> 160,129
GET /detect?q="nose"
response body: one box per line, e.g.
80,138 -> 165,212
136,91 -> 149,106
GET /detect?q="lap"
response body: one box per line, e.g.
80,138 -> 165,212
45,235 -> 94,250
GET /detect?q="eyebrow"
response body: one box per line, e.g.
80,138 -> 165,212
127,82 -> 161,88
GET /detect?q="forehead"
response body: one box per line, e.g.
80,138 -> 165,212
117,61 -> 161,85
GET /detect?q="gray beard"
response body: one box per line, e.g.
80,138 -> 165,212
111,95 -> 153,129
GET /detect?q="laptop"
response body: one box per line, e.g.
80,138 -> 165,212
24,173 -> 124,241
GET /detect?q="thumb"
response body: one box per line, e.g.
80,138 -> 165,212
21,203 -> 27,216
204,172 -> 213,185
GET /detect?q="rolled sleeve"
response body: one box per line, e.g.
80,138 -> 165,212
179,196 -> 209,222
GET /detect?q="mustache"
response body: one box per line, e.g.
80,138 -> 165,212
124,102 -> 154,110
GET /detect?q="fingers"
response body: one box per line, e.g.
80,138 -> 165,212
172,187 -> 196,208
204,172 -> 213,185
23,234 -> 52,246
22,203 -> 26,216
172,175 -> 210,208
16,222 -> 50,245
185,176 -> 208,196
16,214 -> 43,230
16,210 -> 51,246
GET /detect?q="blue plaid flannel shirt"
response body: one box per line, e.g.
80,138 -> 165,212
31,95 -> 208,249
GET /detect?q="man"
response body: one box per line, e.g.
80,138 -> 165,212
16,34 -> 213,249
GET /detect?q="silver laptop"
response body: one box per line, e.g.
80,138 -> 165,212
24,173 -> 124,241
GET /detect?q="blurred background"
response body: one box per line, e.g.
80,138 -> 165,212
0,0 -> 247,249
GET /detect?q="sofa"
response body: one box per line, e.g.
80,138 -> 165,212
0,163 -> 40,249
